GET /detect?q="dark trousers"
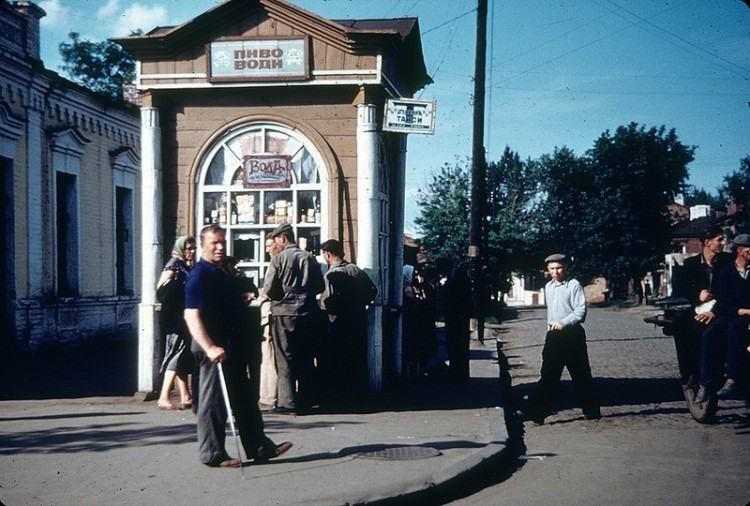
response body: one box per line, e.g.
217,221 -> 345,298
700,315 -> 749,388
272,313 -> 318,410
533,325 -> 599,417
194,351 -> 270,464
446,316 -> 470,382
672,312 -> 706,383
329,313 -> 368,400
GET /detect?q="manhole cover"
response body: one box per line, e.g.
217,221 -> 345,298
357,446 -> 441,461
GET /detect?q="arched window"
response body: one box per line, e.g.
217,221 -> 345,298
196,122 -> 326,286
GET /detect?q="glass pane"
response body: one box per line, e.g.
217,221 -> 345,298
203,192 -> 228,226
232,230 -> 261,263
238,267 -> 260,289
205,147 -> 226,185
227,131 -> 263,158
230,166 -> 244,187
263,190 -> 293,225
292,149 -> 319,184
231,191 -> 259,224
296,190 -> 321,224
266,130 -> 293,154
297,228 -> 321,254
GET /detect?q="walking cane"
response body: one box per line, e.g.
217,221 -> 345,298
217,361 -> 245,479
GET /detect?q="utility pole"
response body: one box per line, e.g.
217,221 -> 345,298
469,0 -> 488,343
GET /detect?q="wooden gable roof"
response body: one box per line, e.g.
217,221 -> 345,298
113,0 -> 431,94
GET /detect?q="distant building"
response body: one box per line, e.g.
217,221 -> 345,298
1,1 -> 141,351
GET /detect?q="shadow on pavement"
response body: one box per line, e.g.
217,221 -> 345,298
0,422 -> 195,455
0,336 -> 138,400
512,376 -> 687,412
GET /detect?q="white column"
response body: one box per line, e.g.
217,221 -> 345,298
391,134 -> 407,378
26,104 -> 43,296
138,107 -> 163,393
356,103 -> 383,392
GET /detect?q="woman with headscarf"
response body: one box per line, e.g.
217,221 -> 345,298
156,236 -> 196,410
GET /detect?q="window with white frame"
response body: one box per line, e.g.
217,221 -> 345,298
51,128 -> 88,297
56,171 -> 78,296
112,148 -> 138,296
196,123 -> 326,286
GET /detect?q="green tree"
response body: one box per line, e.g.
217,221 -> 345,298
59,32 -> 137,102
584,123 -> 695,297
718,155 -> 750,230
415,161 -> 471,266
683,185 -> 723,210
534,146 -> 594,275
485,147 -> 543,292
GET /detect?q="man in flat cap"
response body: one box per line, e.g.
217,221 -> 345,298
670,226 -> 730,391
695,233 -> 750,401
519,254 -> 600,424
262,223 -> 324,414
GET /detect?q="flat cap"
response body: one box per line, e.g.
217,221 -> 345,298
270,222 -> 293,238
733,233 -> 750,247
544,253 -> 568,264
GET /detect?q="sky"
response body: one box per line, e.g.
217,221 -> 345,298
37,0 -> 750,234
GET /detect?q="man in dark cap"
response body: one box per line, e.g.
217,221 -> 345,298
696,233 -> 750,401
319,239 -> 377,403
262,223 -> 324,414
671,226 -> 730,386
519,253 -> 600,424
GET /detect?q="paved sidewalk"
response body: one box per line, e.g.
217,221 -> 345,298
0,336 -> 512,506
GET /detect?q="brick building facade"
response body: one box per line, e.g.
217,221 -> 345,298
1,1 -> 141,351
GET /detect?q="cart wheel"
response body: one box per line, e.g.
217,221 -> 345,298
683,383 -> 718,423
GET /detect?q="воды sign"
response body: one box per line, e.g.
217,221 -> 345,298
243,155 -> 292,188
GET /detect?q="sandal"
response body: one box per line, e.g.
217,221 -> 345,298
157,401 -> 178,410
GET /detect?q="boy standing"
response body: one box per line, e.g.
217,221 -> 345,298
521,254 -> 600,424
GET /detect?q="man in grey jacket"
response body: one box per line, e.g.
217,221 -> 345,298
320,239 -> 377,403
262,223 -> 324,414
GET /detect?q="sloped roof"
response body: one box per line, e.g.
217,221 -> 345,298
113,0 -> 431,92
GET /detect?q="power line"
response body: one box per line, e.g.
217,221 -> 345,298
422,7 -> 477,36
491,0 -> 692,87
492,83 -> 747,98
601,0 -> 750,79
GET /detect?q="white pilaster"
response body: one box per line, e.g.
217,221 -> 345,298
356,103 -> 383,392
138,107 -> 163,393
391,134 -> 407,378
26,105 -> 43,296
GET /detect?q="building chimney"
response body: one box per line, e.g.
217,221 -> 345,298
10,1 -> 46,61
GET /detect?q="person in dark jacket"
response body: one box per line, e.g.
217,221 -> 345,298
696,233 -> 750,401
319,239 -> 377,403
671,226 -> 730,384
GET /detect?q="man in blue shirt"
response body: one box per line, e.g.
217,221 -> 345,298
184,224 -> 291,468
519,254 -> 600,424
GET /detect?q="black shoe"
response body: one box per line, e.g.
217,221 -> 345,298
694,385 -> 709,403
